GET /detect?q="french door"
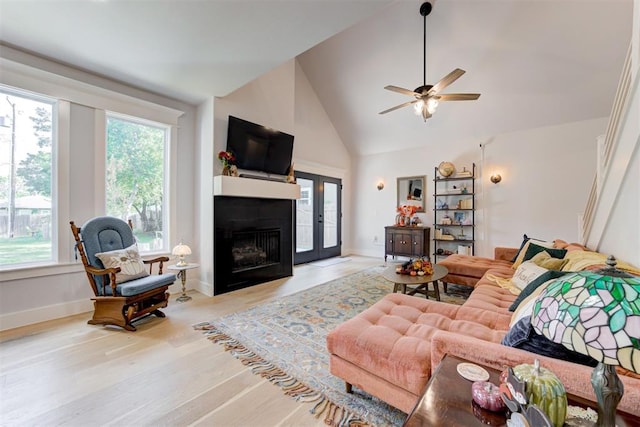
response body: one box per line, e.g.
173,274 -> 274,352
294,171 -> 342,265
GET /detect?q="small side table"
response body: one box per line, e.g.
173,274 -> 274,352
168,263 -> 199,302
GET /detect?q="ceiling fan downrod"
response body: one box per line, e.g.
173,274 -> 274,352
420,2 -> 432,91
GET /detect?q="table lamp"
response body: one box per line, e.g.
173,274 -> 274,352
172,242 -> 191,267
531,256 -> 639,427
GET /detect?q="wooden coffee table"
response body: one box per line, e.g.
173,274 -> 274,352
382,264 -> 448,301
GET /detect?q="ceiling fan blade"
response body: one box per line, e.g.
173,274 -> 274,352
384,85 -> 421,97
437,93 -> 481,101
428,68 -> 465,95
379,99 -> 420,115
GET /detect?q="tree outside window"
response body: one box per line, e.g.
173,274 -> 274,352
106,115 -> 168,253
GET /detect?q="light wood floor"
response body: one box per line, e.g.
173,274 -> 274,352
0,256 -> 386,427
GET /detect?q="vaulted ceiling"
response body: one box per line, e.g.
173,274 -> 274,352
0,0 -> 633,156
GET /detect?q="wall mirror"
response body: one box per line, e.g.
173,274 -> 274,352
397,175 -> 426,212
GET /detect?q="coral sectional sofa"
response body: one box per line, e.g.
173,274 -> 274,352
326,242 -> 640,417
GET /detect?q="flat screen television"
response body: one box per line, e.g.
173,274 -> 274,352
226,116 -> 294,176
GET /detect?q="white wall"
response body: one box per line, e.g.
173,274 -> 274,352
588,2 -> 640,268
195,97 -> 215,296
351,118 -> 606,259
292,60 -> 354,252
598,141 -> 639,267
595,64 -> 640,267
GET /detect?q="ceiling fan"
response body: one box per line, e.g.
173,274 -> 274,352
379,2 -> 480,121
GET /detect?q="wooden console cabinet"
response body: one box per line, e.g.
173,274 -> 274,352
385,226 -> 431,261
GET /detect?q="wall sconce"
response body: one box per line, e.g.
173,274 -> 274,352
377,181 -> 385,191
490,174 -> 502,184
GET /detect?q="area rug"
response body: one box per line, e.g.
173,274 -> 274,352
194,267 -> 471,426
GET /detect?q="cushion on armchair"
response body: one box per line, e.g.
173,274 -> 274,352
113,273 -> 176,296
95,243 -> 149,284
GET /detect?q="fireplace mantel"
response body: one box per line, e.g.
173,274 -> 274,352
213,175 -> 300,200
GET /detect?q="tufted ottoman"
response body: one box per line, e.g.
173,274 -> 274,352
326,292 -> 512,413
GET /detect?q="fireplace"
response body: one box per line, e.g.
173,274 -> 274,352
232,229 -> 280,272
214,196 -> 293,295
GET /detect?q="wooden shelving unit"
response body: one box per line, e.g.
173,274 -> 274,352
432,163 -> 475,260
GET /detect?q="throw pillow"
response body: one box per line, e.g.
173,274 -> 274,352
521,242 -> 567,265
510,261 -> 548,291
95,243 -> 149,284
512,239 -> 555,269
508,270 -> 568,312
530,251 -> 569,270
510,234 -> 530,262
501,317 -> 598,367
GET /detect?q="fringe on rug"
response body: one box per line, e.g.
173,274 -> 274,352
193,322 -> 370,427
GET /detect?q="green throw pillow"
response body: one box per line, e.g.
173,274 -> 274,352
511,234 -> 530,262
508,270 -> 568,312
530,251 -> 570,270
522,242 -> 567,264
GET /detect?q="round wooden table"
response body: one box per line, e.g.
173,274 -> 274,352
381,264 -> 448,301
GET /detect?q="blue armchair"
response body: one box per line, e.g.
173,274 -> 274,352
70,216 -> 175,331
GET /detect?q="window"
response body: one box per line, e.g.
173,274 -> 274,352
299,188 -> 311,206
0,87 -> 56,268
105,114 -> 169,253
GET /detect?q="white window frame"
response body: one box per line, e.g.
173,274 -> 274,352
0,84 -> 61,270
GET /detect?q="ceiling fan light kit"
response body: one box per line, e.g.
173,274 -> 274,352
380,1 -> 480,122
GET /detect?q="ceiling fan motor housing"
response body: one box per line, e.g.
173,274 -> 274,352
420,2 -> 432,17
414,85 -> 434,96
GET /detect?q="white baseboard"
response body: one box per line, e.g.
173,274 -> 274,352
349,248 -> 385,258
195,280 -> 213,297
0,299 -> 93,331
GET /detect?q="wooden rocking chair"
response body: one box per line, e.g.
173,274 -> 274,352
70,216 -> 175,331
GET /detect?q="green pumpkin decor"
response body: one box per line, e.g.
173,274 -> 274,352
513,359 -> 567,427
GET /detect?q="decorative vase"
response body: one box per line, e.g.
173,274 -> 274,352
222,165 -> 231,176
396,214 -> 406,226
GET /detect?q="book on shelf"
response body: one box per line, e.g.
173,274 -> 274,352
456,167 -> 473,178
